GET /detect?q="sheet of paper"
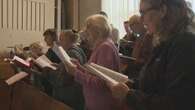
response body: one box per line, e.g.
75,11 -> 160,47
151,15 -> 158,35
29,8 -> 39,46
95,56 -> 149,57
35,55 -> 57,70
52,43 -> 74,67
90,63 -> 129,83
5,72 -> 28,85
84,64 -> 118,86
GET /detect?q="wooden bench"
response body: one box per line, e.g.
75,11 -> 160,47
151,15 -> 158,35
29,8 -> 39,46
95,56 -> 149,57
0,59 -> 73,110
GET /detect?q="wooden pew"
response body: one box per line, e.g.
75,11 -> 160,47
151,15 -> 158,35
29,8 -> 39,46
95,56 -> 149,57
0,81 -> 11,110
0,59 -> 15,80
12,82 -> 73,110
0,81 -> 73,110
0,58 -> 73,110
0,57 -> 15,110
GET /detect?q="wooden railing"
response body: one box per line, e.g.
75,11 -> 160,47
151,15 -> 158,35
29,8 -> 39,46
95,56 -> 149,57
0,58 -> 73,110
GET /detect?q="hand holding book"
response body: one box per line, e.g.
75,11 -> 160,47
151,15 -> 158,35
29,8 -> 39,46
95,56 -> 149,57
52,42 -> 75,67
63,58 -> 78,76
12,55 -> 57,71
90,63 -> 130,83
33,55 -> 57,70
110,83 -> 130,101
84,64 -> 119,86
52,42 -> 79,75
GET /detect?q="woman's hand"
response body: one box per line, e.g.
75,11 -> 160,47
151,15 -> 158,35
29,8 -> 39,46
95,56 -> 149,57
110,83 -> 130,101
64,58 -> 78,76
51,63 -> 59,68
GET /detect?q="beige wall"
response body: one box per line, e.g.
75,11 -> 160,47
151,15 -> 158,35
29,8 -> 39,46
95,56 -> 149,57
79,0 -> 101,29
62,0 -> 101,30
0,0 -> 101,52
0,0 -> 55,52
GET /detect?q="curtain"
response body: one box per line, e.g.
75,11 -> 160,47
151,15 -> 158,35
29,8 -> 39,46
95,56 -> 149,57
186,0 -> 195,11
101,0 -> 140,38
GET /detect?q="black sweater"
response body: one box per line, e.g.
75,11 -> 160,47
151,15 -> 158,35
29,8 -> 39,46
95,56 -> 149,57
127,32 -> 195,110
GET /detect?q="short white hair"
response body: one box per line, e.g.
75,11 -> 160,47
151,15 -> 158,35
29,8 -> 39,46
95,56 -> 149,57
85,14 -> 111,38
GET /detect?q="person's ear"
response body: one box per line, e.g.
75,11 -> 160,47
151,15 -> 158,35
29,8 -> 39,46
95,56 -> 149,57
160,4 -> 167,18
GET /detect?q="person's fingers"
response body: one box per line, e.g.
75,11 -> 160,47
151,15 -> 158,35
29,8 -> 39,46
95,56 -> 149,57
110,83 -> 130,100
70,58 -> 80,65
51,63 -> 59,67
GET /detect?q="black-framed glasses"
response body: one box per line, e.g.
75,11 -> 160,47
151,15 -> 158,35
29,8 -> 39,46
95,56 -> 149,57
128,26 -> 141,38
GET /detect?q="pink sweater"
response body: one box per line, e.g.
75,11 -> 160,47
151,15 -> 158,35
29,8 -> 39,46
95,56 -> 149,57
75,38 -> 126,110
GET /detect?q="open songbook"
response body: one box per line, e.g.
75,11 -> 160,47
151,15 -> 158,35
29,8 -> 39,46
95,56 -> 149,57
5,71 -> 28,85
12,56 -> 31,67
52,42 -> 74,67
12,55 -> 57,70
84,63 -> 131,86
34,55 -> 57,70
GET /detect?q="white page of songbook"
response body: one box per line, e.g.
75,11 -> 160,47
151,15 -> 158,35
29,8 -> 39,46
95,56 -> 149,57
13,56 -> 30,67
52,43 -> 74,67
84,64 -> 118,86
90,63 -> 129,83
35,55 -> 57,70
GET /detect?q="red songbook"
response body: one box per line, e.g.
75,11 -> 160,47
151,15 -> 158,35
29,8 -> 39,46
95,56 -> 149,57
12,56 -> 31,68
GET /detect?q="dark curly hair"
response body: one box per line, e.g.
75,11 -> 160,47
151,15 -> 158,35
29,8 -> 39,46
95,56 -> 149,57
141,0 -> 194,38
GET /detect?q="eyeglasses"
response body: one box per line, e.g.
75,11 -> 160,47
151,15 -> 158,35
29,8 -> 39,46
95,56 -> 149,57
129,26 -> 141,38
140,7 -> 159,18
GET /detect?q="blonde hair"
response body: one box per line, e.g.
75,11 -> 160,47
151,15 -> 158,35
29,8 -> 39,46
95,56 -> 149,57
85,14 -> 111,38
60,29 -> 80,44
29,42 -> 42,51
128,15 -> 141,26
29,42 -> 43,57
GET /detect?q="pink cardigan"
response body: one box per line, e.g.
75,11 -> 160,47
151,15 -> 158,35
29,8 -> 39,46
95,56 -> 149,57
75,38 -> 127,110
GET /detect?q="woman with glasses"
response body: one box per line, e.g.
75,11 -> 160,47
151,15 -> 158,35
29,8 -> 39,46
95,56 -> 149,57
110,0 -> 195,110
